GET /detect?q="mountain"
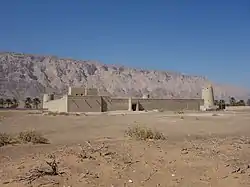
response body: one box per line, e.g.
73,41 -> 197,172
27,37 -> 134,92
0,52 -> 249,101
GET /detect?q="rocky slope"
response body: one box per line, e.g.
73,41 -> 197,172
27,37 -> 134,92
0,52 -> 249,100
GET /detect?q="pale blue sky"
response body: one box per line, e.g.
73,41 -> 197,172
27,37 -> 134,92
0,0 -> 249,87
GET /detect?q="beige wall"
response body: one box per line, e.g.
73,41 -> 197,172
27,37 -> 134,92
43,95 -> 68,112
68,87 -> 99,96
108,98 -> 202,111
85,88 -> 98,96
68,87 -> 86,96
44,94 -> 202,113
106,98 -> 128,111
67,96 -> 102,112
138,99 -> 202,111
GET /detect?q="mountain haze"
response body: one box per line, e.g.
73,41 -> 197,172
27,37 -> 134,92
0,52 -> 249,101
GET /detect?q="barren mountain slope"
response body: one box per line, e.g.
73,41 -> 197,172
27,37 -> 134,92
0,52 -> 249,100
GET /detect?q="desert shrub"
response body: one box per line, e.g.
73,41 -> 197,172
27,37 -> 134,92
47,111 -> 57,116
0,131 -> 49,147
158,108 -> 164,112
18,130 -> 49,144
177,111 -> 184,114
28,111 -> 43,115
58,112 -> 69,116
46,111 -> 69,116
0,133 -> 16,147
125,126 -> 166,140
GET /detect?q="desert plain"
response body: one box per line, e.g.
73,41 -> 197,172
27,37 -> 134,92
1,109 -> 250,187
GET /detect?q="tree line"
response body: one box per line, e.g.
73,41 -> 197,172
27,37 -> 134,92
214,97 -> 250,109
0,97 -> 41,109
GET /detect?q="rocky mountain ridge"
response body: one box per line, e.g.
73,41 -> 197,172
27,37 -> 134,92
0,52 -> 249,101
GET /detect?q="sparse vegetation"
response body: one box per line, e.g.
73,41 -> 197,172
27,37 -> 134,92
0,98 -> 19,109
58,112 -> 69,116
218,99 -> 226,110
0,133 -> 16,146
125,125 -> 166,140
228,97 -> 246,106
0,131 -> 49,147
47,111 -> 58,116
177,111 -> 184,114
32,97 -> 41,109
158,108 -> 164,112
11,98 -> 19,108
18,130 -> 49,144
5,98 -> 13,108
229,97 -> 236,106
25,97 -> 33,108
13,154 -> 60,184
236,99 -> 246,106
45,111 -> 69,116
0,98 -> 5,108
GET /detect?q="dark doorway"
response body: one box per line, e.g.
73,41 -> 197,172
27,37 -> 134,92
132,103 -> 137,111
101,98 -> 108,112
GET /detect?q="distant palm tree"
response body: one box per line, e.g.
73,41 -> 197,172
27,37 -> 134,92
5,98 -> 13,108
11,98 -> 19,108
218,99 -> 226,110
214,100 -> 219,105
25,97 -> 32,108
236,100 -> 245,106
0,98 -> 5,108
32,98 -> 41,109
229,97 -> 236,106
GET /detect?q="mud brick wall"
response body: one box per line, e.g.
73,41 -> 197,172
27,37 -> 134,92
67,96 -> 102,112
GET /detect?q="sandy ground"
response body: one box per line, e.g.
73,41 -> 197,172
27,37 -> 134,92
1,109 -> 250,187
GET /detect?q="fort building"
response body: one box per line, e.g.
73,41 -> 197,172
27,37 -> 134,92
43,86 -> 212,113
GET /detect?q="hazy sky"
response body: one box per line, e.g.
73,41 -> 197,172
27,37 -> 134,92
0,0 -> 249,87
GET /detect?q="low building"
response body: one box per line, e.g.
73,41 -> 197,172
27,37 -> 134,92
43,87 -> 204,113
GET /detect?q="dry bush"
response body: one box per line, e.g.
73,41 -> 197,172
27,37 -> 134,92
58,112 -> 69,116
77,141 -> 108,161
46,111 -> 69,116
0,131 -> 49,147
125,126 -> 166,140
18,130 -> 49,144
28,111 -> 43,115
0,133 -> 16,147
13,154 -> 60,185
46,111 -> 57,116
175,110 -> 184,114
158,108 -> 164,112
46,154 -> 59,175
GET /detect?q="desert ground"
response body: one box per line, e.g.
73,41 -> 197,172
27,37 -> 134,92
1,109 -> 250,187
